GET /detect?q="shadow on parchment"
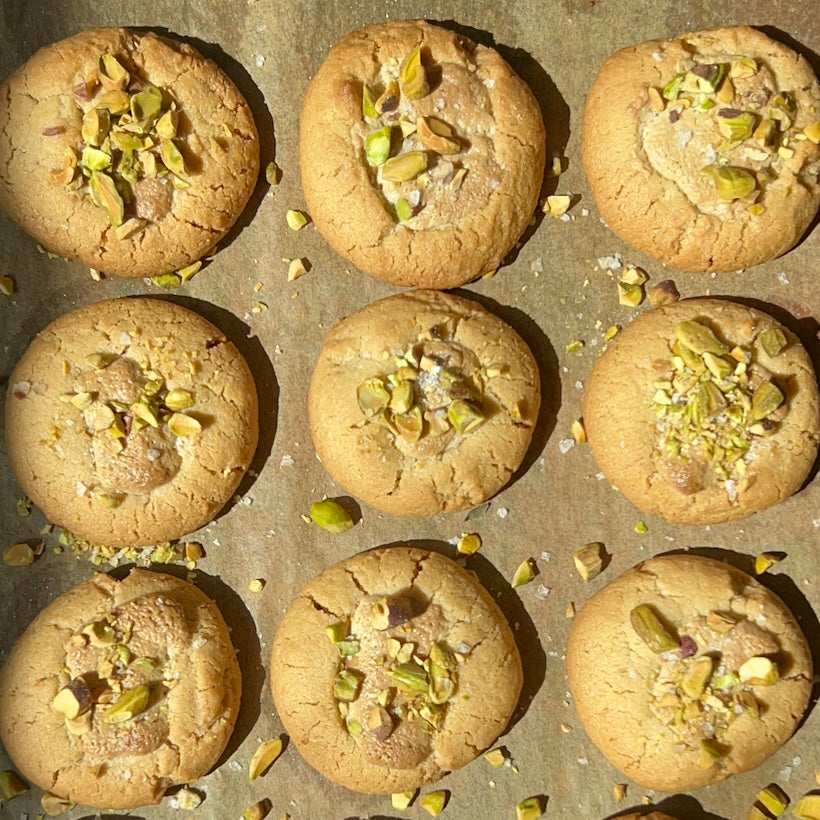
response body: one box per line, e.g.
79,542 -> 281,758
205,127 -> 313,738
604,793 -> 728,820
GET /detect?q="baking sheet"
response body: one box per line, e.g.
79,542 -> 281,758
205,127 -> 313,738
1,1 -> 818,818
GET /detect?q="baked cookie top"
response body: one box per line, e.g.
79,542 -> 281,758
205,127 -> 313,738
270,546 -> 522,793
5,297 -> 259,547
308,290 -> 540,516
300,20 -> 546,288
582,298 -> 819,524
0,27 -> 259,277
583,26 -> 820,272
567,555 -> 812,792
0,568 -> 241,809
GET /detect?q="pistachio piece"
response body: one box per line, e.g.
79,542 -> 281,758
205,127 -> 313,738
310,499 -> 354,534
41,793 -> 76,816
395,198 -> 413,221
511,559 -> 536,588
52,678 -> 92,719
675,320 -> 729,355
757,784 -> 790,816
753,117 -> 777,148
419,791 -> 447,816
0,770 -> 28,802
416,116 -> 460,154
390,661 -> 429,694
174,787 -> 203,810
738,656 -> 779,685
167,412 -> 201,436
516,797 -> 544,820
362,84 -> 377,120
702,352 -> 733,380
155,109 -> 178,139
376,81 -> 399,114
759,328 -> 788,358
286,209 -> 309,231
484,748 -> 507,767
82,620 -> 116,647
366,126 -> 392,167
750,381 -> 784,421
103,683 -> 150,723
395,405 -> 424,442
160,139 -> 186,176
400,47 -> 429,100
99,53 -> 130,90
357,377 -> 390,415
698,738 -> 724,769
114,217 -> 146,241
248,737 -> 283,781
573,543 -> 604,582
447,399 -> 484,434
648,280 -> 680,309
381,151 -> 428,183
242,798 -> 273,820
630,604 -> 679,653
130,85 -> 163,125
456,532 -> 482,555
165,388 -> 194,411
716,108 -> 755,141
392,791 -> 418,811
325,622 -> 347,644
707,610 -> 742,633
680,63 -> 725,94
793,795 -> 820,820
754,552 -> 784,575
371,596 -> 413,630
618,281 -> 644,307
367,704 -> 394,741
571,419 -> 586,444
804,121 -> 820,144
429,660 -> 456,705
81,107 -> 111,147
3,543 -> 34,566
700,164 -> 756,201
151,272 -> 181,289
334,669 -> 363,701
89,171 -> 124,226
681,656 -> 713,698
0,275 -> 14,296
97,89 -> 130,114
389,380 -> 415,415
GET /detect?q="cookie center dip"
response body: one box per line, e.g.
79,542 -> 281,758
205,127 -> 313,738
632,603 -> 781,769
326,592 -> 462,770
651,319 -> 789,498
640,46 -> 820,217
61,353 -> 202,501
357,45 -> 499,229
47,51 -> 190,232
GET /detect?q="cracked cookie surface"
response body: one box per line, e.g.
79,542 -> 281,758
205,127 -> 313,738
583,26 -> 820,272
0,27 -> 259,277
582,298 -> 819,524
567,555 -> 812,792
0,568 -> 241,809
5,297 -> 259,547
300,20 -> 546,288
270,546 -> 522,792
308,289 -> 540,516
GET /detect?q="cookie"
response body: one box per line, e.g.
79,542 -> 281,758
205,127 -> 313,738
567,554 -> 812,792
270,546 -> 522,792
0,27 -> 259,278
0,568 -> 241,809
582,26 -> 820,272
582,298 -> 819,524
308,289 -> 540,516
5,297 -> 259,547
300,20 -> 546,288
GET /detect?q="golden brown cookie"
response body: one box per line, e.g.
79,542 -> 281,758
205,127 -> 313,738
270,546 -> 522,793
5,297 -> 259,547
582,298 -> 819,524
567,555 -> 812,792
308,289 -> 540,516
583,26 -> 820,272
300,20 -> 546,288
0,568 -> 241,809
0,27 -> 259,277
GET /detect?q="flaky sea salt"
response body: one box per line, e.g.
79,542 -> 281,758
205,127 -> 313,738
559,438 -> 575,454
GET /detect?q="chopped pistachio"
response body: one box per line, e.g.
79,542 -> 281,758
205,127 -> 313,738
484,748 -> 507,767
362,85 -> 378,120
755,552 -> 784,575
16,496 -> 31,516
114,217 -> 146,241
310,499 -> 354,534
511,559 -> 536,588
613,783 -> 627,803
516,797 -> 544,820
756,784 -> 789,816
700,164 -> 756,201
716,108 -> 755,141
630,604 -> 678,653
0,770 -> 28,802
416,116 -> 460,154
400,48 -> 429,100
681,656 -> 713,698
565,339 -> 584,354
738,656 -> 779,685
165,389 -> 194,411
160,138 -> 186,176
167,413 -> 201,437
287,257 -> 309,281
419,791 -> 447,816
248,578 -> 265,593
573,542 -> 604,582
177,260 -> 202,282
82,621 -> 116,646
794,795 -> 820,820
242,798 -> 273,820
634,521 -> 648,534
395,197 -> 413,221
99,53 -> 130,90
103,683 -> 150,724
604,324 -> 620,341
381,151 -> 428,182
759,328 -> 788,358
357,377 -> 390,415
570,418 -> 587,444
265,162 -> 280,184
365,126 -> 393,166
334,669 -> 363,702
248,737 -> 284,781
750,381 -> 784,421
447,399 -> 484,434
0,275 -> 14,296
391,790 -> 418,811
648,279 -> 680,308
456,532 -> 482,556
390,661 -> 429,694
675,320 -> 729,355
618,281 -> 644,307
285,209 -> 309,231
3,543 -> 34,566
543,194 -> 571,217
621,266 -> 647,285
698,738 -> 724,769
89,171 -> 124,226
41,792 -> 76,816
174,787 -> 203,810
804,121 -> 820,144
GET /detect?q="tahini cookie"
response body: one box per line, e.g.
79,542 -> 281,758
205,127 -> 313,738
0,568 -> 241,809
582,298 -> 819,524
301,20 -> 546,288
308,289 -> 540,516
0,27 -> 259,277
567,554 -> 812,792
270,546 -> 522,792
5,297 -> 259,547
583,26 -> 820,272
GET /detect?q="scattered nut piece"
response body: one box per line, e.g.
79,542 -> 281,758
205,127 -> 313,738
151,272 -> 182,289
391,790 -> 418,811
41,792 -> 76,816
559,722 -> 571,733
634,521 -> 648,533
243,798 -> 273,820
747,807 -> 770,820
793,794 -> 820,820
52,678 -> 92,719
613,783 -> 627,803
573,542 -> 605,582
630,604 -> 679,653
618,281 -> 644,307
251,301 -> 269,314
309,499 -> 354,533
0,770 -> 28,802
249,738 -> 284,781
511,559 -> 536,588
419,791 -> 447,816
755,552 -> 784,575
603,324 -> 620,341
548,156 -> 563,177
178,260 -> 202,282
456,532 -> 482,556
570,419 -> 586,444
248,578 -> 265,593
516,796 -> 544,820
484,748 -> 507,767
543,194 -> 571,217
0,275 -> 14,296
265,162 -> 280,184
285,209 -> 309,231
647,279 -> 680,308
104,683 -> 150,724
739,656 -> 779,685
756,784 -> 789,816
621,266 -> 647,285
565,339 -> 584,354
565,602 -> 576,618
287,257 -> 309,281
3,543 -> 34,566
174,786 -> 203,810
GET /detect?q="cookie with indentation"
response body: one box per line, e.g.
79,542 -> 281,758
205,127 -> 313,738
0,27 -> 259,277
5,297 -> 259,547
300,20 -> 546,288
270,545 -> 522,792
308,289 -> 540,516
567,554 -> 812,792
0,568 -> 241,809
582,298 -> 819,524
582,26 -> 820,272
